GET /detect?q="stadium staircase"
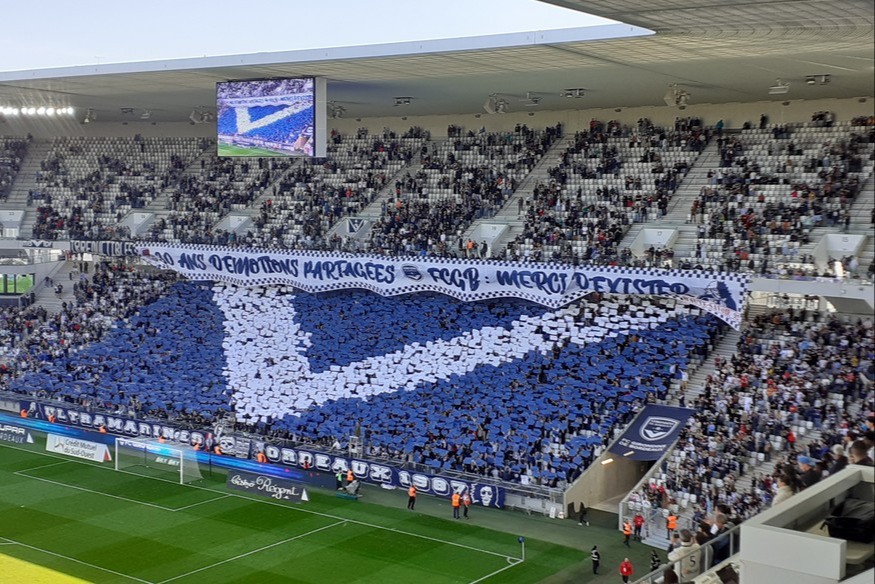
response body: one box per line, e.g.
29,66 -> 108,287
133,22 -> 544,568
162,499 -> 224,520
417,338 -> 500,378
31,260 -> 80,314
471,136 -> 572,255
670,327 -> 741,408
218,159 -> 304,224
323,160 -> 424,244
849,173 -> 874,230
618,140 -> 722,265
0,139 -> 54,239
357,160 -> 423,220
129,151 -> 218,237
848,173 -> 874,276
788,172 -> 874,274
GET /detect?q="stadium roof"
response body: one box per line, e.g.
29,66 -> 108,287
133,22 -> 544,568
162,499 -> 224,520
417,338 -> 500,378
0,0 -> 872,123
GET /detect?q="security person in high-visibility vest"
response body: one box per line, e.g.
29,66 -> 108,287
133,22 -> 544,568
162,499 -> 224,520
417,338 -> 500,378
451,491 -> 461,519
256,451 -> 267,463
407,485 -> 417,510
622,520 -> 633,547
666,513 -> 678,540
347,469 -> 354,484
335,471 -> 344,490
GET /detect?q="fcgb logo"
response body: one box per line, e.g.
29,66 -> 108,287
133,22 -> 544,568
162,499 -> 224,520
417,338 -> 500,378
639,417 -> 679,442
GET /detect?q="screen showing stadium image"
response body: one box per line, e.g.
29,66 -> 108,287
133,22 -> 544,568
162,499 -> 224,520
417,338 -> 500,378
217,77 -> 327,157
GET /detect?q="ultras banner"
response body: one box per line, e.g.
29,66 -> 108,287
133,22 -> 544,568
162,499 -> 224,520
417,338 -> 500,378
608,404 -> 695,461
135,243 -> 749,329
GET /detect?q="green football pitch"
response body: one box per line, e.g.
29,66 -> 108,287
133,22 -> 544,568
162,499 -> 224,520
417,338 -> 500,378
217,143 -> 297,157
0,441 -> 594,584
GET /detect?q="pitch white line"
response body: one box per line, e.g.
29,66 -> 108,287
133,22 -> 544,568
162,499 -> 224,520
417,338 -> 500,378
0,534 -> 152,584
467,558 -> 523,584
15,459 -> 71,474
155,521 -> 346,584
170,494 -> 230,512
0,443 -> 518,563
14,471 -> 179,512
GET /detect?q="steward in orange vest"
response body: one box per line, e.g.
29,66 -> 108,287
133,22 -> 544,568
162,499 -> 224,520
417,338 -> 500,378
666,514 -> 678,539
451,492 -> 461,519
407,486 -> 416,510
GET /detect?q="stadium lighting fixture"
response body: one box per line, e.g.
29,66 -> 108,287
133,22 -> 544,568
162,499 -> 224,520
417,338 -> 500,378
663,84 -> 690,108
600,458 -> 614,465
189,108 -> 203,124
140,109 -> 152,120
393,97 -> 412,106
768,79 -> 791,95
483,94 -> 508,114
82,108 -> 96,124
562,88 -> 586,98
522,92 -> 541,107
806,74 -> 831,86
189,107 -> 214,124
327,102 -> 346,119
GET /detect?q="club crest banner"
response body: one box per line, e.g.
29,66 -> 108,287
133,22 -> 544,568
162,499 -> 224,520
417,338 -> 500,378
608,405 -> 695,461
136,244 -> 749,328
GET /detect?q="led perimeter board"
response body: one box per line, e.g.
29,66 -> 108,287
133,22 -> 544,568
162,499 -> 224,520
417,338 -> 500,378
217,77 -> 327,157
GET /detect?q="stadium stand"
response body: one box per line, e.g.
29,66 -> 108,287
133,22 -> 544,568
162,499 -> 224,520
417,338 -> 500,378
367,125 -> 561,257
628,310 -> 874,534
30,136 -> 211,240
244,131 -> 423,250
152,153 -> 294,243
686,122 -> 875,275
4,278 -> 722,486
0,136 -> 29,200
507,120 -> 702,264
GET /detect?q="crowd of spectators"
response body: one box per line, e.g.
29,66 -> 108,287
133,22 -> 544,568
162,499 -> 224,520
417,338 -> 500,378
2,274 -> 721,487
507,119 -> 702,264
0,136 -> 29,200
628,309 -> 874,542
148,156 -> 294,243
684,124 -> 874,275
363,124 -> 562,257
31,136 -> 211,240
238,133 -> 422,250
0,262 -> 178,399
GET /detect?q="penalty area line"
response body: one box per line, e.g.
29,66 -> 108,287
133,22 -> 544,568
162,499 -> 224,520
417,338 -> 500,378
0,534 -> 152,584
154,520 -> 346,584
13,470 -> 179,513
0,443 -> 514,564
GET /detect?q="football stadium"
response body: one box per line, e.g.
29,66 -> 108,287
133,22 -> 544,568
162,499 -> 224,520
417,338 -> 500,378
0,1 -> 873,583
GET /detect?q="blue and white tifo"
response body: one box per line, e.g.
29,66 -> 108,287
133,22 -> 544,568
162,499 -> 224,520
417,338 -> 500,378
13,258 -> 731,486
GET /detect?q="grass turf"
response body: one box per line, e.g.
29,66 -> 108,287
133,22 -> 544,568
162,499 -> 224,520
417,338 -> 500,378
0,441 -> 595,584
217,143 -> 301,157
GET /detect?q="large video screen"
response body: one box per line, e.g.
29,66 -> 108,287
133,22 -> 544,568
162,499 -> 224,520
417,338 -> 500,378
217,77 -> 326,157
